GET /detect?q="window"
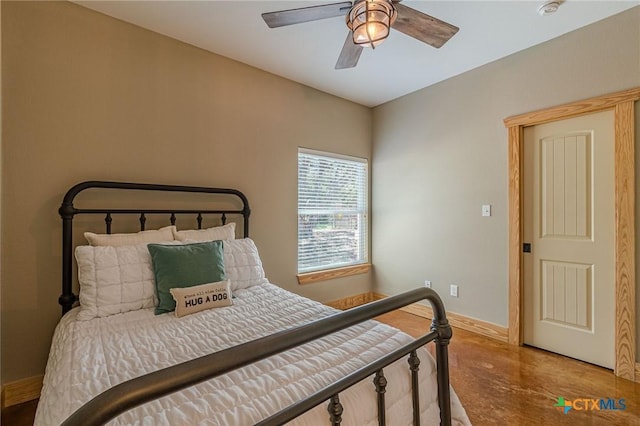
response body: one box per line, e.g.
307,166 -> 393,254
297,148 -> 368,274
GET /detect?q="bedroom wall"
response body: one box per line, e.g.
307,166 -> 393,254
372,6 -> 640,333
0,2 -> 372,383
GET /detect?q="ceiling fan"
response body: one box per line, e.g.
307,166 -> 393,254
262,0 -> 459,69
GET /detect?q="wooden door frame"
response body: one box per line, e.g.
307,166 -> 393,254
504,87 -> 640,381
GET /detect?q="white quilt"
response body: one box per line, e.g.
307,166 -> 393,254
35,283 -> 470,425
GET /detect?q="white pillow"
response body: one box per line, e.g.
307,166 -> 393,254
172,223 -> 236,242
170,280 -> 232,318
75,241 -> 181,320
84,226 -> 175,246
223,238 -> 268,290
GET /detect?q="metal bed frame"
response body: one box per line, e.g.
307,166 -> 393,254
57,181 -> 453,425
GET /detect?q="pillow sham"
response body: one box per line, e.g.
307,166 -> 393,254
84,225 -> 175,246
222,238 -> 268,290
170,280 -> 232,318
148,241 -> 226,315
172,223 -> 236,242
75,241 -> 179,320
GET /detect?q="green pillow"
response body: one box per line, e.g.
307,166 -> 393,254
148,241 -> 226,315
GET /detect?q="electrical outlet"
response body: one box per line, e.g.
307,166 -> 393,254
450,284 -> 459,297
424,280 -> 431,288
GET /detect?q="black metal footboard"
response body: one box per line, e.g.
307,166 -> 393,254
61,287 -> 453,426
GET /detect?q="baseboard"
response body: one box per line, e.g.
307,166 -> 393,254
1,375 -> 43,408
325,291 -> 375,310
373,292 -> 509,343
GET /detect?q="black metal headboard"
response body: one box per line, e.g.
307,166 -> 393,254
58,181 -> 251,315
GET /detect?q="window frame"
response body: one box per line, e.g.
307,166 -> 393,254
296,148 -> 371,283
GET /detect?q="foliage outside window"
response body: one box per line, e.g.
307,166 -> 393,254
298,148 -> 368,273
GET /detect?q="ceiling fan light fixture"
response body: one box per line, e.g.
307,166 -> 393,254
346,0 -> 397,48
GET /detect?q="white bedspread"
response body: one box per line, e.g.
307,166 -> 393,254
35,283 -> 470,425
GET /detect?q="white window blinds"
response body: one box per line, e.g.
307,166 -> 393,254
298,148 -> 368,273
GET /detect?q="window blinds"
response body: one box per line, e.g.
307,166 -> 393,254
298,149 -> 368,273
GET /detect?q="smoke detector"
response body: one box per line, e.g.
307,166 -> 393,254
538,1 -> 561,16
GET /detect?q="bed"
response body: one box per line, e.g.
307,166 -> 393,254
35,181 -> 470,425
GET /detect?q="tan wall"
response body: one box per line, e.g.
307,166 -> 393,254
0,1 -> 372,382
372,7 -> 640,330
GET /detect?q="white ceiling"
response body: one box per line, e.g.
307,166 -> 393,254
74,1 -> 639,107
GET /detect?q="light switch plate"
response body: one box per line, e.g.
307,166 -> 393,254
482,204 -> 491,217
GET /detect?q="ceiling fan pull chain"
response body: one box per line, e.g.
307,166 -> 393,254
365,0 -> 376,49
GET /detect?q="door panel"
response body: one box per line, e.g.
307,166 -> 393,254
541,260 -> 591,330
523,110 -> 614,369
541,134 -> 591,239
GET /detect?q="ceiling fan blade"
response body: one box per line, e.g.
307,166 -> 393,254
262,1 -> 353,28
335,32 -> 363,69
392,3 -> 459,48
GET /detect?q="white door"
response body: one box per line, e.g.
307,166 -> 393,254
523,110 -> 615,369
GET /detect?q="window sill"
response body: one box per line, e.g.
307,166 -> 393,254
297,264 -> 372,285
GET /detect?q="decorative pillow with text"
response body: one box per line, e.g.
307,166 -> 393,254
170,280 -> 232,317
